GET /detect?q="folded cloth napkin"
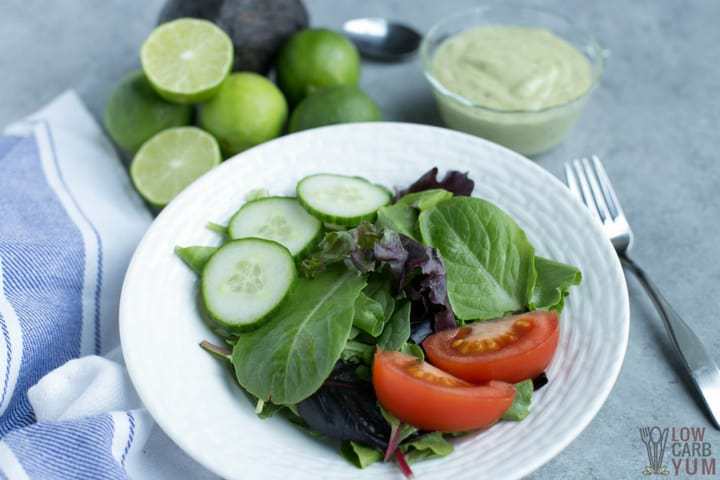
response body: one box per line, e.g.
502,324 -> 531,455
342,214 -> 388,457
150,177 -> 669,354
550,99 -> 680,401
0,92 -> 217,479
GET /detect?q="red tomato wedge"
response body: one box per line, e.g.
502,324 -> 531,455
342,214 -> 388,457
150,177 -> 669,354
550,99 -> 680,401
372,350 -> 515,432
423,310 -> 559,384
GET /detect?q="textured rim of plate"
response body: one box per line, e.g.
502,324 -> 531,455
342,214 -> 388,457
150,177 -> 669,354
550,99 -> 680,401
120,122 -> 629,480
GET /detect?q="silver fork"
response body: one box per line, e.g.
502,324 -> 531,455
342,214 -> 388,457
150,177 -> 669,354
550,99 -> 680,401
565,156 -> 720,429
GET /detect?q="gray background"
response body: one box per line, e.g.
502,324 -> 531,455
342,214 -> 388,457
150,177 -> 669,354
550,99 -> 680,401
2,0 -> 719,478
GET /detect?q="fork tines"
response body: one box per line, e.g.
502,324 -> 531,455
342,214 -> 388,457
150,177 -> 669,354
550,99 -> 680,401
564,155 -> 624,224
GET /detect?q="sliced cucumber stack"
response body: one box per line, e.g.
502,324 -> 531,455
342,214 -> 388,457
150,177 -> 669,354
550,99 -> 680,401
201,238 -> 296,332
297,174 -> 391,226
228,197 -> 321,257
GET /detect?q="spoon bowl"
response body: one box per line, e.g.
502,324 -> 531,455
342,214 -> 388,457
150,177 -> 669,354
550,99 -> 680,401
342,18 -> 422,62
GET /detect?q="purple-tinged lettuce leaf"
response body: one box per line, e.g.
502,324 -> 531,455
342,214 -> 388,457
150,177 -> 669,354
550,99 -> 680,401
533,372 -> 549,391
301,223 -> 457,334
396,167 -> 474,199
296,362 -> 391,450
300,224 -> 381,278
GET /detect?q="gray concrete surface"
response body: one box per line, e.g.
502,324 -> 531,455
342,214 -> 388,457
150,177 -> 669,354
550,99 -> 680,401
2,0 -> 720,478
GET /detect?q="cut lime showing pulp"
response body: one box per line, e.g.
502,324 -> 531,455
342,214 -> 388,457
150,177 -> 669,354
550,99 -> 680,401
141,18 -> 233,104
130,127 -> 221,207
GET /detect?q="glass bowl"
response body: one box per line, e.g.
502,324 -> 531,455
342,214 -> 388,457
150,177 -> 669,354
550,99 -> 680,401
421,5 -> 604,156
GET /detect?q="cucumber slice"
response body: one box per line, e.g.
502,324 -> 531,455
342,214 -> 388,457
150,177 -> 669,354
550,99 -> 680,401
201,238 -> 296,332
228,197 -> 322,257
297,174 -> 391,226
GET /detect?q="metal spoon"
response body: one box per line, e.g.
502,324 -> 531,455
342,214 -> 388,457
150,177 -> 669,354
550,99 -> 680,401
342,18 -> 422,62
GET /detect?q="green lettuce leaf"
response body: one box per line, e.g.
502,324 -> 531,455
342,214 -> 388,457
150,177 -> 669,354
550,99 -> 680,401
397,188 -> 453,211
530,256 -> 582,311
502,379 -> 533,421
353,292 -> 385,336
401,432 -> 454,463
364,275 -> 396,323
232,267 -> 366,404
419,197 -> 536,321
341,441 -> 383,468
174,245 -> 218,274
341,340 -> 374,365
377,301 -> 411,350
376,189 -> 453,242
376,204 -> 420,241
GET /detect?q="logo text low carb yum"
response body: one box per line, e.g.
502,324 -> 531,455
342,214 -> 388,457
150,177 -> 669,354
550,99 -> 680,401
640,426 -> 717,476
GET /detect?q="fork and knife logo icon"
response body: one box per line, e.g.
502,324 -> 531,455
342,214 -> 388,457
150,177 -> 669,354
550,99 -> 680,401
640,426 -> 670,475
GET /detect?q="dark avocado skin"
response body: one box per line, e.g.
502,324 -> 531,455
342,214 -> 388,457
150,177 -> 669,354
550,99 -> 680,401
158,0 -> 309,74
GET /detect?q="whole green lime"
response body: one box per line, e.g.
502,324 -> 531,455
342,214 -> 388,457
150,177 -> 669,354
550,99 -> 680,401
199,73 -> 288,156
276,29 -> 360,105
104,70 -> 192,152
289,86 -> 381,133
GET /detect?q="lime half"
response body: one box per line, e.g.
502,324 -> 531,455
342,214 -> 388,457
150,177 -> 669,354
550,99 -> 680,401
130,127 -> 221,207
141,18 -> 233,104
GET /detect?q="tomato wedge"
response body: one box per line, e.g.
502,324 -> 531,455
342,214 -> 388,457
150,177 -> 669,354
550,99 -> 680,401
372,350 -> 515,432
423,310 -> 559,384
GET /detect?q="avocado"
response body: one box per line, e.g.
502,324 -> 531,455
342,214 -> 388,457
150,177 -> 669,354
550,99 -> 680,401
157,0 -> 309,74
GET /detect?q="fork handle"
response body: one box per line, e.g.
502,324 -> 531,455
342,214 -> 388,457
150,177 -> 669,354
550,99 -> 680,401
621,254 -> 720,429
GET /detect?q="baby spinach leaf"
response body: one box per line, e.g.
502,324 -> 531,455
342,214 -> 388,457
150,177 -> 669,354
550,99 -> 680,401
232,268 -> 366,405
530,256 -> 582,312
377,301 -> 411,351
376,204 -> 419,241
341,340 -> 374,365
175,245 -> 218,274
353,293 -> 385,336
397,188 -> 453,211
401,432 -> 454,463
501,379 -> 534,421
419,197 -> 536,321
341,441 -> 383,469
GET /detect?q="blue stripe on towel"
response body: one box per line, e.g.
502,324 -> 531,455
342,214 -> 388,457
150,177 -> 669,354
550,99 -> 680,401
44,122 -> 105,354
0,137 -> 21,160
0,135 -> 85,436
3,414 -> 127,480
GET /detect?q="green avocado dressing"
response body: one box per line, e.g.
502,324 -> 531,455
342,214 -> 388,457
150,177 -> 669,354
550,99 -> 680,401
432,26 -> 592,111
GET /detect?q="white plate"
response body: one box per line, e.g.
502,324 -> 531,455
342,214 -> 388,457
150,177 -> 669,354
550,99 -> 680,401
120,123 -> 629,480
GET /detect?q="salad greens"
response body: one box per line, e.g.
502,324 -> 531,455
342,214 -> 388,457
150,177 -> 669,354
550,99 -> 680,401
397,188 -> 454,211
341,441 -> 384,468
401,432 -> 454,463
419,197 -> 537,321
175,245 -> 218,274
376,203 -> 419,241
177,167 -> 581,477
377,301 -> 411,351
232,267 -> 365,405
501,379 -> 534,421
531,256 -> 583,311
352,292 -> 386,336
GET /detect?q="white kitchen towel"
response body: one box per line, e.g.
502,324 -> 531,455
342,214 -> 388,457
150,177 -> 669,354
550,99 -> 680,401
0,91 -> 217,479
